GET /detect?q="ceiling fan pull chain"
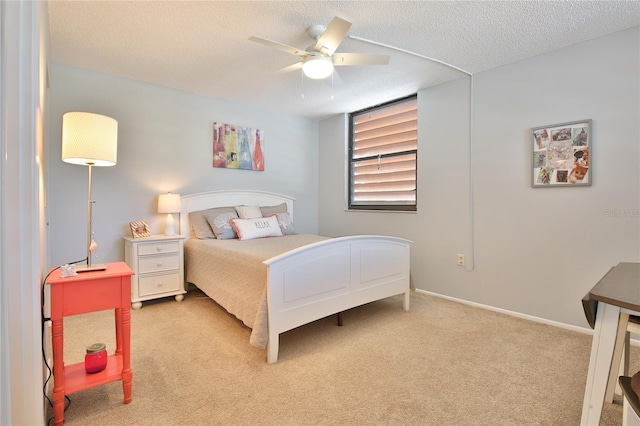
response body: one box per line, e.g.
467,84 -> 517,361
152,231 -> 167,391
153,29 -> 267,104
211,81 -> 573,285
330,72 -> 334,101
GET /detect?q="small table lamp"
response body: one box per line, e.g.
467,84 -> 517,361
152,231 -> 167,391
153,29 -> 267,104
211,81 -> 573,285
158,193 -> 181,236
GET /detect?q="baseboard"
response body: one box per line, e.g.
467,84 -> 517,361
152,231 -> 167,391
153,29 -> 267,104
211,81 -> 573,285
415,289 -> 640,347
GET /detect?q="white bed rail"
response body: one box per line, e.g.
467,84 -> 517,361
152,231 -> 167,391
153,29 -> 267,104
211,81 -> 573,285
264,235 -> 412,363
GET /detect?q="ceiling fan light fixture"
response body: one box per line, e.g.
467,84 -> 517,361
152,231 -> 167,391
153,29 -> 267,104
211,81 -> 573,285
302,56 -> 334,79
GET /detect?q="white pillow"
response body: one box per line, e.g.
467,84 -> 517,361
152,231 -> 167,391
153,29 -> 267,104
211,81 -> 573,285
235,205 -> 263,219
230,215 -> 283,240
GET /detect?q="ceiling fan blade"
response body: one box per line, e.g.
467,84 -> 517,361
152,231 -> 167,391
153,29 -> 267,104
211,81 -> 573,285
248,36 -> 307,57
333,53 -> 390,66
314,16 -> 351,56
274,62 -> 303,75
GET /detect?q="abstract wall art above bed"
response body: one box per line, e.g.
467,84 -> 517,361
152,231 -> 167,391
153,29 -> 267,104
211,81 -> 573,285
213,122 -> 264,171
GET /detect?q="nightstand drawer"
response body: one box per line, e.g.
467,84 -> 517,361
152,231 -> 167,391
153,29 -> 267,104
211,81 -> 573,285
138,255 -> 179,274
137,241 -> 180,256
138,273 -> 181,297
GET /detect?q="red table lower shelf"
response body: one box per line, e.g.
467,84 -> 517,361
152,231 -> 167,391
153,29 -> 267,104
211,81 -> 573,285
63,354 -> 125,395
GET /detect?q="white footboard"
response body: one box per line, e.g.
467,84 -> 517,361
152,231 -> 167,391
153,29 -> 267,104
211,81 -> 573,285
264,235 -> 412,363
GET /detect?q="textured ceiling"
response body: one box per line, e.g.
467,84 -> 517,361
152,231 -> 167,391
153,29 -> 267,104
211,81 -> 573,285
48,1 -> 640,120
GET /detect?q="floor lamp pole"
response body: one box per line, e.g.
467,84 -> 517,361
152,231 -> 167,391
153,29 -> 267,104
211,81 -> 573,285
77,162 -> 106,272
87,162 -> 94,268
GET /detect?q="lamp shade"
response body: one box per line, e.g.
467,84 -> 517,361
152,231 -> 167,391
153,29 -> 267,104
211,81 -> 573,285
302,56 -> 333,79
61,112 -> 118,167
158,193 -> 181,214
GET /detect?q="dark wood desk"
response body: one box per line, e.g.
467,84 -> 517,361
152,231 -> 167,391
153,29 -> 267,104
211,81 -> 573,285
47,262 -> 134,426
581,262 -> 640,426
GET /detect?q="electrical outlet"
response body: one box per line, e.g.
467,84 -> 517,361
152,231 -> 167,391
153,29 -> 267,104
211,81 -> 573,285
457,254 -> 465,266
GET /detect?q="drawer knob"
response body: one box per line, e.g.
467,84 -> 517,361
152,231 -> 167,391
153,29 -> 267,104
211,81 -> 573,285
156,261 -> 163,266
157,282 -> 163,287
156,246 -> 163,251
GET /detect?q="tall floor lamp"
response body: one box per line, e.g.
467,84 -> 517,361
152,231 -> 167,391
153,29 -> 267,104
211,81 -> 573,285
61,112 -> 118,272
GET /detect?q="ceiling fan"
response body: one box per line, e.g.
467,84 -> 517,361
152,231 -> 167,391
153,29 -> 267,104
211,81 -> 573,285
249,16 -> 390,80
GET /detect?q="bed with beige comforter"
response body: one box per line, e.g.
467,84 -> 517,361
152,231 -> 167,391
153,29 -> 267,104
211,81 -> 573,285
180,190 -> 411,363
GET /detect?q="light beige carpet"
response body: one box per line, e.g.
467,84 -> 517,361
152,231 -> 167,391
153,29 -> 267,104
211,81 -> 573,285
47,289 -> 639,425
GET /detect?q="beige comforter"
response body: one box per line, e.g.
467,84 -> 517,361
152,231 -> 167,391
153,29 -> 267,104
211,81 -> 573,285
184,234 -> 328,348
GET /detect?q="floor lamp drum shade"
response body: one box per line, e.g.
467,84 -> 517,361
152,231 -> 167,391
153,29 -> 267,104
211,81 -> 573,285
62,112 -> 118,166
61,111 -> 118,272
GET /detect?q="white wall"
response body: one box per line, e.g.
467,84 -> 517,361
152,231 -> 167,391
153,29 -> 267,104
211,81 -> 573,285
0,1 -> 49,424
318,27 -> 640,330
47,65 -> 319,268
46,27 -> 638,331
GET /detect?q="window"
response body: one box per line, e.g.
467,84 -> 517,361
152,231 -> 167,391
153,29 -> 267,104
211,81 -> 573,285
348,95 -> 417,211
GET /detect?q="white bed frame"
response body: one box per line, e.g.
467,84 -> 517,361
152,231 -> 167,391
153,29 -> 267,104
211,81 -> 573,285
180,190 -> 412,363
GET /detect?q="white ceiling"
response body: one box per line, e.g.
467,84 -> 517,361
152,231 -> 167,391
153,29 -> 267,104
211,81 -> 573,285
48,1 -> 640,120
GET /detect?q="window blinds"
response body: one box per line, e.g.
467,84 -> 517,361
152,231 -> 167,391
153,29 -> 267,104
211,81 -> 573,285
350,96 -> 417,209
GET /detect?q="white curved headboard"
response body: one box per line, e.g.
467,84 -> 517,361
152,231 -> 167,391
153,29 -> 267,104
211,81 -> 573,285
179,190 -> 295,237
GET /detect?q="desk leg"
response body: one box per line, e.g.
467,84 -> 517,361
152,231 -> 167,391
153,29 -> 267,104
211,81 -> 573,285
51,318 -> 65,426
121,306 -> 133,404
581,303 -> 621,426
605,313 -> 629,402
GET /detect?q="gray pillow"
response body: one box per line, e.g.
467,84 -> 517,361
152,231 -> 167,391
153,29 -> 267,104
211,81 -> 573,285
275,212 -> 296,235
188,207 -> 236,239
260,203 -> 287,217
206,211 -> 238,240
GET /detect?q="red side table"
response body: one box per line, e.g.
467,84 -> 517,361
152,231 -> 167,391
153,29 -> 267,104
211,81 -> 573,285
46,261 -> 134,426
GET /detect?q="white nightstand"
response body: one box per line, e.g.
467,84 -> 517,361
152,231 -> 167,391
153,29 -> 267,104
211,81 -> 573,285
123,234 -> 186,309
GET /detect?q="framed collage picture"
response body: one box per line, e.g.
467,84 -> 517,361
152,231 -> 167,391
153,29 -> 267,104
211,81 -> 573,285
531,119 -> 591,187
